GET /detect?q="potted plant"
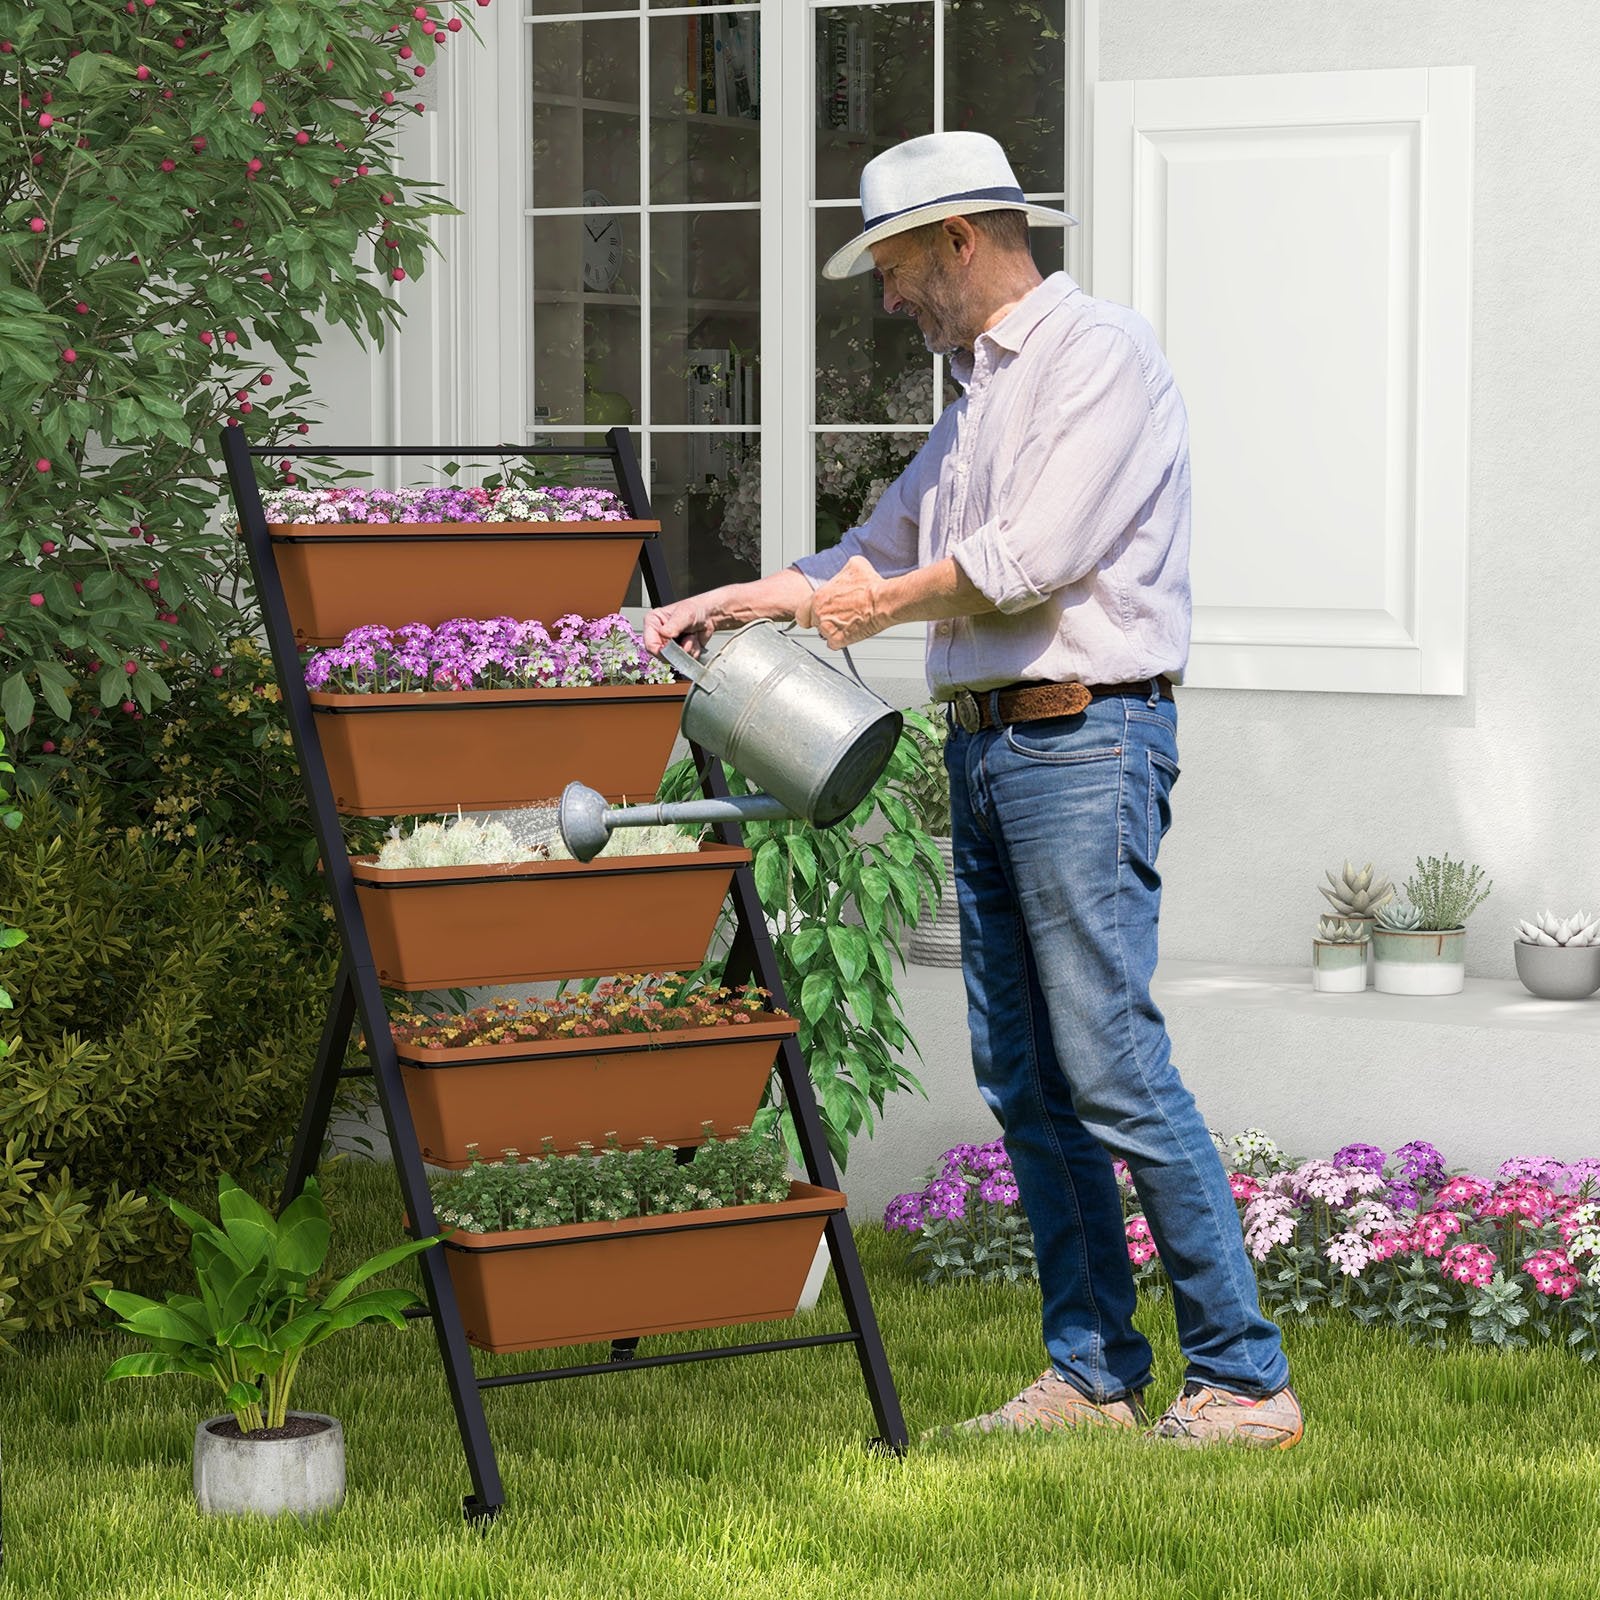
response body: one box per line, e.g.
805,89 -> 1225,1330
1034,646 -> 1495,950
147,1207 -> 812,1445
391,975 -> 799,1164
93,1175 -> 438,1519
1371,853 -> 1493,995
1513,910 -> 1600,1000
1311,916 -> 1369,993
1317,860 -> 1395,986
263,484 -> 654,647
352,813 -> 750,990
901,704 -> 961,967
304,614 -> 689,814
430,1128 -> 846,1352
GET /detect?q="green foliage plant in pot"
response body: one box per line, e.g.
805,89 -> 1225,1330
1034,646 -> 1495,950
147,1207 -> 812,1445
1512,910 -> 1600,1001
1310,916 -> 1368,994
1317,859 -> 1395,987
658,721 -> 944,1170
94,1174 -> 438,1519
1371,854 -> 1492,996
0,0 -> 484,754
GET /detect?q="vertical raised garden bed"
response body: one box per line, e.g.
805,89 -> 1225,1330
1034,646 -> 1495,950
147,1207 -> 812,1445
310,682 -> 688,814
352,844 -> 752,989
441,1183 -> 847,1353
269,520 -> 655,647
396,1014 -> 800,1165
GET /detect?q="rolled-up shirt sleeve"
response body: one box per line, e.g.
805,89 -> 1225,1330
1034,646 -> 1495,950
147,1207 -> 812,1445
790,436 -> 933,588
951,321 -> 1170,614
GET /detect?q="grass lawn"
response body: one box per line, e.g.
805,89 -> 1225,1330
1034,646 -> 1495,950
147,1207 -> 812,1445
3,1157 -> 1599,1600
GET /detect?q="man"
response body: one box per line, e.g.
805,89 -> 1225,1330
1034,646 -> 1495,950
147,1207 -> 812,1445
644,130 -> 1301,1449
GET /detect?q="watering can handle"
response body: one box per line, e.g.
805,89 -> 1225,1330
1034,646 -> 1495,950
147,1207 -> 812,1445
776,621 -> 873,695
656,637 -> 706,684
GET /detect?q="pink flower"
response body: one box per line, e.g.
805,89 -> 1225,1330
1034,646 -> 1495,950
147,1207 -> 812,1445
1125,1215 -> 1158,1265
1414,1208 -> 1464,1258
1228,1171 -> 1262,1202
1523,1247 -> 1578,1300
1369,1226 -> 1418,1262
1436,1175 -> 1491,1208
1438,1242 -> 1496,1288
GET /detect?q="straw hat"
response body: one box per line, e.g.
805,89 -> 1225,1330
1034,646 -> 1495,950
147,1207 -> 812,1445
822,131 -> 1077,280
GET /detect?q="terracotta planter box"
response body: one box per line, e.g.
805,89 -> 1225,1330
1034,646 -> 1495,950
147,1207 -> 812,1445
398,1016 -> 799,1166
309,683 -> 688,815
439,1181 -> 846,1352
352,843 -> 751,990
268,521 -> 653,647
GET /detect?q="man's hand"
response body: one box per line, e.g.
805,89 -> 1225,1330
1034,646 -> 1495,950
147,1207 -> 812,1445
643,595 -> 716,658
810,556 -> 890,649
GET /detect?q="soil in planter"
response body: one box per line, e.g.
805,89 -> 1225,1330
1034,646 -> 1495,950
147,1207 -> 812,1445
205,1416 -> 333,1442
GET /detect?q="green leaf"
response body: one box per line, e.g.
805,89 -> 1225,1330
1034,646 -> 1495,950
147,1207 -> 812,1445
799,971 -> 836,1025
826,924 -> 870,986
321,1236 -> 439,1310
1,673 -> 34,734
33,660 -> 74,722
65,51 -> 109,90
753,839 -> 786,907
231,60 -> 263,110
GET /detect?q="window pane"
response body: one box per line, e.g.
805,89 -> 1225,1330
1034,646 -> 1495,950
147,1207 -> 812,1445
943,0 -> 1067,196
815,431 -> 929,552
662,432 -> 761,591
815,4 -> 934,203
531,213 -> 641,430
650,212 -> 760,430
815,209 -> 934,426
649,10 -> 760,203
531,19 -> 641,208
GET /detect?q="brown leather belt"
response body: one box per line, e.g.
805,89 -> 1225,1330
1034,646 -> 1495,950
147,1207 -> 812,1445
948,676 -> 1175,734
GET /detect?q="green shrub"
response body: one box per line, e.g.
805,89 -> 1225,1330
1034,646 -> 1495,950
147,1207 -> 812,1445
0,785 -> 330,1340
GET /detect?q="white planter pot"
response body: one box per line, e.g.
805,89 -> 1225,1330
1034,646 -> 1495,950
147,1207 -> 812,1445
908,836 -> 962,967
1311,939 -> 1366,992
1513,940 -> 1600,1000
193,1412 -> 346,1519
1371,927 -> 1466,995
794,1235 -> 833,1310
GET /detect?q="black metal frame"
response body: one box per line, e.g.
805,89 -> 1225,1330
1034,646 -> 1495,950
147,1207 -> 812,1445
220,427 -> 908,1524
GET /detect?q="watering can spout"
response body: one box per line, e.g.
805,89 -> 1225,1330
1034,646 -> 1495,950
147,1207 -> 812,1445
558,782 -> 792,863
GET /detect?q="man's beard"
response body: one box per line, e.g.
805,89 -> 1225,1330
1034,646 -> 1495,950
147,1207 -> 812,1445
909,255 -> 966,355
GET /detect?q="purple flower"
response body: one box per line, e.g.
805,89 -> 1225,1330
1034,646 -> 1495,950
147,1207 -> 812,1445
1392,1140 -> 1446,1187
978,1172 -> 1020,1208
883,1193 -> 925,1232
922,1176 -> 968,1223
1332,1142 -> 1387,1174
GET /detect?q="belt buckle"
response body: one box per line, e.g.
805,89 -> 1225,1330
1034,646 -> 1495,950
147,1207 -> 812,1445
952,690 -> 982,734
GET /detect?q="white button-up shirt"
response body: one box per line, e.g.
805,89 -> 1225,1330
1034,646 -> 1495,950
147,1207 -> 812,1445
793,271 -> 1192,695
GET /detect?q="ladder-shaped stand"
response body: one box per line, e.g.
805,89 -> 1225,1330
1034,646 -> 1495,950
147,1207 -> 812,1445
220,426 -> 908,1522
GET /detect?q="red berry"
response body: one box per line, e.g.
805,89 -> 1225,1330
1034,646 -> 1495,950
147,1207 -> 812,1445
211,665 -> 225,677
356,163 -> 369,176
330,176 -> 341,188
0,41 -> 12,53
173,35 -> 187,48
61,349 -> 76,363
297,422 -> 309,434
162,89 -> 173,99
41,741 -> 56,754
260,374 -> 272,385
399,45 -> 413,60
284,472 -> 297,484
73,581 -> 84,594
192,135 -> 206,152
125,661 -> 137,675
246,157 -> 262,173
422,19 -> 436,34
40,541 -> 56,554
88,660 -> 100,672
38,112 -> 53,129
382,91 -> 395,105
236,389 -> 249,402
240,400 -> 253,413
413,64 -> 425,78
251,100 -> 265,115
34,458 -> 50,472
279,459 -> 291,470
158,640 -> 169,653
75,301 -> 88,313
135,63 -> 150,80
28,593 -> 44,607
392,266 -> 406,280
414,4 -> 427,16
29,217 -> 46,233
160,158 -> 176,172
31,153 -> 44,167
122,700 -> 136,713
261,270 -> 273,282
143,532 -> 156,544
380,191 -> 393,204
295,129 -> 310,145
199,330 -> 214,345
224,330 -> 237,344
448,16 -> 461,31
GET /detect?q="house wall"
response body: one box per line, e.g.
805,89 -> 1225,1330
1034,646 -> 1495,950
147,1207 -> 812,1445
1094,0 -> 1600,975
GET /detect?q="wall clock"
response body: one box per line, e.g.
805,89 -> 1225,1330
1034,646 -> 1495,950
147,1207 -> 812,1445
582,189 -> 623,293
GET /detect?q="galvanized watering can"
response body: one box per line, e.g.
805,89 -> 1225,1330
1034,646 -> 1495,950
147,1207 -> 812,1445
558,620 -> 903,862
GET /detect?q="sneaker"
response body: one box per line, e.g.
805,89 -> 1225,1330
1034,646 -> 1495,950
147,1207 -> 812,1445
925,1371 -> 1146,1441
1145,1381 -> 1304,1449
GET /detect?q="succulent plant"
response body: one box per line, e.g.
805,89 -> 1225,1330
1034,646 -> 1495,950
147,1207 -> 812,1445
1318,860 -> 1395,918
1316,916 -> 1370,944
1515,909 -> 1600,948
1374,900 -> 1422,931
1403,853 -> 1492,930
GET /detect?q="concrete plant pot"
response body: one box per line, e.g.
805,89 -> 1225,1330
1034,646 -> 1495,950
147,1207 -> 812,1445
1513,940 -> 1600,1000
1310,938 -> 1366,993
193,1412 -> 345,1519
1371,927 -> 1466,995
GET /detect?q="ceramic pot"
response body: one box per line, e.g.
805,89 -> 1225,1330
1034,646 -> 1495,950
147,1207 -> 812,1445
908,836 -> 962,967
1311,938 -> 1366,993
268,521 -> 653,647
352,843 -> 750,990
309,682 -> 688,815
1513,940 -> 1600,1000
440,1182 -> 847,1353
397,1015 -> 799,1165
193,1412 -> 345,1519
1372,927 -> 1466,995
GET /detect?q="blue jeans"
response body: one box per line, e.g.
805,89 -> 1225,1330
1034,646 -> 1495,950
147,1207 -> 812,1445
946,687 -> 1288,1402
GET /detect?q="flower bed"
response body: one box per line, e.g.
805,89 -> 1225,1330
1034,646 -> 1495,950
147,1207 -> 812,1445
886,1132 -> 1600,1357
263,489 -> 652,646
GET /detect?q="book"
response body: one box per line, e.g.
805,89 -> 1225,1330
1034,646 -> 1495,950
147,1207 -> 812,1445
686,15 -> 699,113
721,15 -> 757,120
699,1 -> 717,115
713,17 -> 728,123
